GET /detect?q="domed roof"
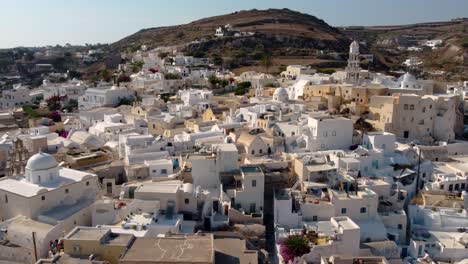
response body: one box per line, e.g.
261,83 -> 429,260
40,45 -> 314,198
273,87 -> 289,102
26,152 -> 58,171
400,72 -> 417,83
350,40 -> 360,54
273,87 -> 288,97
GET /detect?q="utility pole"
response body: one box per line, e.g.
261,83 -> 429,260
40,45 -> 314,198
32,232 -> 38,262
414,145 -> 422,197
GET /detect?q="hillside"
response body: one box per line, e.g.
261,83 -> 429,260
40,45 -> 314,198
342,19 -> 467,79
114,8 -> 349,51
108,8 -> 353,73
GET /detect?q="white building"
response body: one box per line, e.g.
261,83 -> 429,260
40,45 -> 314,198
282,65 -> 316,79
42,79 -> 87,102
388,72 -> 434,95
178,89 -> 212,111
239,71 -> 278,90
306,116 -> 353,152
0,152 -> 99,220
275,216 -> 361,264
226,165 -> 265,215
0,84 -> 32,109
145,159 -> 174,179
187,143 -> 239,189
89,114 -> 146,142
0,152 -> 99,259
78,85 -> 133,110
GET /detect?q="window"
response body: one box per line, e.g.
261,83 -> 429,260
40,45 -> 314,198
161,169 -> 167,174
372,160 -> 379,169
185,198 -> 189,204
404,104 -> 408,110
360,207 -> 367,213
259,149 -> 263,154
398,224 -> 403,230
332,131 -> 336,136
440,184 -> 444,190
65,189 -> 69,194
410,105 -> 414,110
4,195 -> 7,203
152,170 -> 157,173
41,196 -> 45,201
252,180 -> 257,187
312,216 -> 318,221
38,175 -> 41,183
323,131 -> 328,137
251,150 -> 255,155
341,208 -> 347,214
86,181 -> 89,186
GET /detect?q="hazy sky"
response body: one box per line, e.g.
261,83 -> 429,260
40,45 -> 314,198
1,0 -> 467,48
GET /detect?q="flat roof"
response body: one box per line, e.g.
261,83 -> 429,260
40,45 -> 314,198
240,165 -> 263,176
135,181 -> 180,194
120,234 -> 214,263
212,143 -> 238,152
306,163 -> 335,172
214,237 -> 257,264
65,227 -> 109,241
144,159 -> 173,166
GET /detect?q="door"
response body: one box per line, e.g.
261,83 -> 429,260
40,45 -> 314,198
106,182 -> 112,194
250,203 -> 256,213
403,131 -> 409,138
213,200 -> 219,213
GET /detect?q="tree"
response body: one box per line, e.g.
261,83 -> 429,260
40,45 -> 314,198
68,70 -> 82,79
158,52 -> 169,59
213,56 -> 223,66
191,51 -> 206,58
220,79 -> 229,88
280,235 -> 310,263
46,96 -> 62,111
63,99 -> 78,112
117,74 -> 131,83
208,75 -> 220,87
117,97 -> 135,106
101,69 -> 112,82
261,53 -> 273,73
235,81 -> 251,95
164,73 -> 182,80
49,111 -> 62,122
31,94 -> 44,105
130,61 -> 144,73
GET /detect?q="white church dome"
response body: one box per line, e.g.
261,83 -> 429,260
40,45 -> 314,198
26,152 -> 58,171
273,87 -> 289,102
400,72 -> 417,83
